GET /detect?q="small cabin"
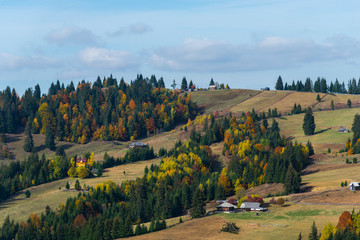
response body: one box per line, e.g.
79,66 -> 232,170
128,141 -> 148,148
350,182 -> 360,191
261,87 -> 270,91
338,127 -> 350,133
240,202 -> 267,212
216,202 -> 238,213
76,158 -> 87,167
209,82 -> 219,90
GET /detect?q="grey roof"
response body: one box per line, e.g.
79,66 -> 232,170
217,202 -> 238,208
240,202 -> 261,209
350,182 -> 360,187
128,142 -> 147,147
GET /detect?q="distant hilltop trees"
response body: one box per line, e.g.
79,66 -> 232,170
275,75 -> 360,94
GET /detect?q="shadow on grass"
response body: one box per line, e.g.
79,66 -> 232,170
314,127 -> 331,135
300,184 -> 314,193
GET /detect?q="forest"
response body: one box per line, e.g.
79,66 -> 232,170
0,108 -> 311,239
0,74 -> 197,144
275,75 -> 360,94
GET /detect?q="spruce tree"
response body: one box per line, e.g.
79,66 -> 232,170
331,100 -> 334,110
348,99 -> 352,108
284,164 -> 301,194
316,94 -> 321,102
181,77 -> 188,91
210,78 -> 215,86
190,186 -> 206,218
352,114 -> 360,144
275,75 -> 283,90
45,125 -> 56,150
303,107 -> 316,135
23,120 -> 34,152
309,221 -> 319,240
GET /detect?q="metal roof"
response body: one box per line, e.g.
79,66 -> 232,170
217,202 -> 238,208
240,202 -> 261,209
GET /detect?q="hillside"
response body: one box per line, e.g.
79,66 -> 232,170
191,89 -> 360,116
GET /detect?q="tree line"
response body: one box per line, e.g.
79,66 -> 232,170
275,75 -> 360,94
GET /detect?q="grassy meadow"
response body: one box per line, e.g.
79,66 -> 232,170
0,158 -> 160,224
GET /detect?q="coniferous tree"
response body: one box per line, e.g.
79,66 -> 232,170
23,120 -> 34,152
284,164 -> 301,194
309,221 -> 319,240
210,78 -> 215,86
45,125 -> 56,151
303,107 -> 316,135
352,114 -> 360,144
181,77 -> 188,91
190,186 -> 206,218
331,100 -> 334,110
316,94 -> 321,102
275,76 -> 284,90
347,99 -> 352,108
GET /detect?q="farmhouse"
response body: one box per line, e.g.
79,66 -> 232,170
240,202 -> 267,212
216,202 -> 238,213
349,182 -> 360,191
209,82 -> 219,90
338,127 -> 350,133
76,158 -> 87,167
128,141 -> 148,148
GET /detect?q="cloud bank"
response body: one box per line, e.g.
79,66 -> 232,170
46,26 -> 102,46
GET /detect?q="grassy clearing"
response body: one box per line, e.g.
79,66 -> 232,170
127,203 -> 357,240
0,158 -> 161,224
190,89 -> 260,114
277,108 -> 359,153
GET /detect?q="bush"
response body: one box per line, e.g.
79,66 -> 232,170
270,198 -> 277,204
75,180 -> 81,190
65,182 -> 70,189
76,166 -> 90,179
219,222 -> 239,234
277,197 -> 285,205
25,190 -> 31,198
353,158 -> 358,164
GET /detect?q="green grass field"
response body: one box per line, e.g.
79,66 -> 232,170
190,89 -> 260,114
0,158 -> 160,224
277,108 -> 359,153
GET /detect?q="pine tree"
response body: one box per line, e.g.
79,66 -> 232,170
316,94 -> 321,102
284,164 -> 301,194
189,80 -> 194,90
45,125 -> 56,150
181,77 -> 188,91
210,78 -> 215,86
331,100 -> 334,110
348,99 -> 352,108
23,120 -> 34,152
275,76 -> 284,90
309,221 -> 319,240
303,107 -> 316,135
171,80 -> 177,89
352,114 -> 360,144
190,186 -> 206,218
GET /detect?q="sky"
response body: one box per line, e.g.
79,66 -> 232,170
1,0 -> 360,94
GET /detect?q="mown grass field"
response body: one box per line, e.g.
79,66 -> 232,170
126,203 -> 358,240
0,158 -> 160,224
277,108 -> 359,153
190,89 -> 260,114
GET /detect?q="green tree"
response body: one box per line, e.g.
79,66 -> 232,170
190,186 -> 206,218
352,114 -> 360,144
171,80 -> 177,89
188,80 -> 194,90
45,125 -> 56,151
25,190 -> 31,198
65,181 -> 70,189
348,99 -> 352,108
210,78 -> 215,86
308,221 -> 319,240
75,179 -> 81,190
23,120 -> 34,152
316,94 -> 321,102
284,164 -> 301,194
303,107 -> 316,135
275,75 -> 283,90
181,77 -> 188,91
331,100 -> 334,110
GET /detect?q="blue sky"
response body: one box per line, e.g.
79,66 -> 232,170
1,0 -> 360,94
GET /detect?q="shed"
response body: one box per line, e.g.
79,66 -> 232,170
338,127 -> 350,133
240,202 -> 267,212
216,202 -> 238,213
128,142 -> 148,148
350,182 -> 360,191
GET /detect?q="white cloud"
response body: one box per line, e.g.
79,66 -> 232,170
46,26 -> 102,46
149,36 -> 360,72
109,23 -> 151,36
78,47 -> 140,69
0,53 -> 57,70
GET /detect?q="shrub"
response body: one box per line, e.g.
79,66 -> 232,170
277,197 -> 285,205
65,182 -> 70,190
219,222 -> 240,234
25,190 -> 31,198
353,158 -> 358,164
75,180 -> 81,190
270,198 -> 277,204
77,166 -> 90,179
